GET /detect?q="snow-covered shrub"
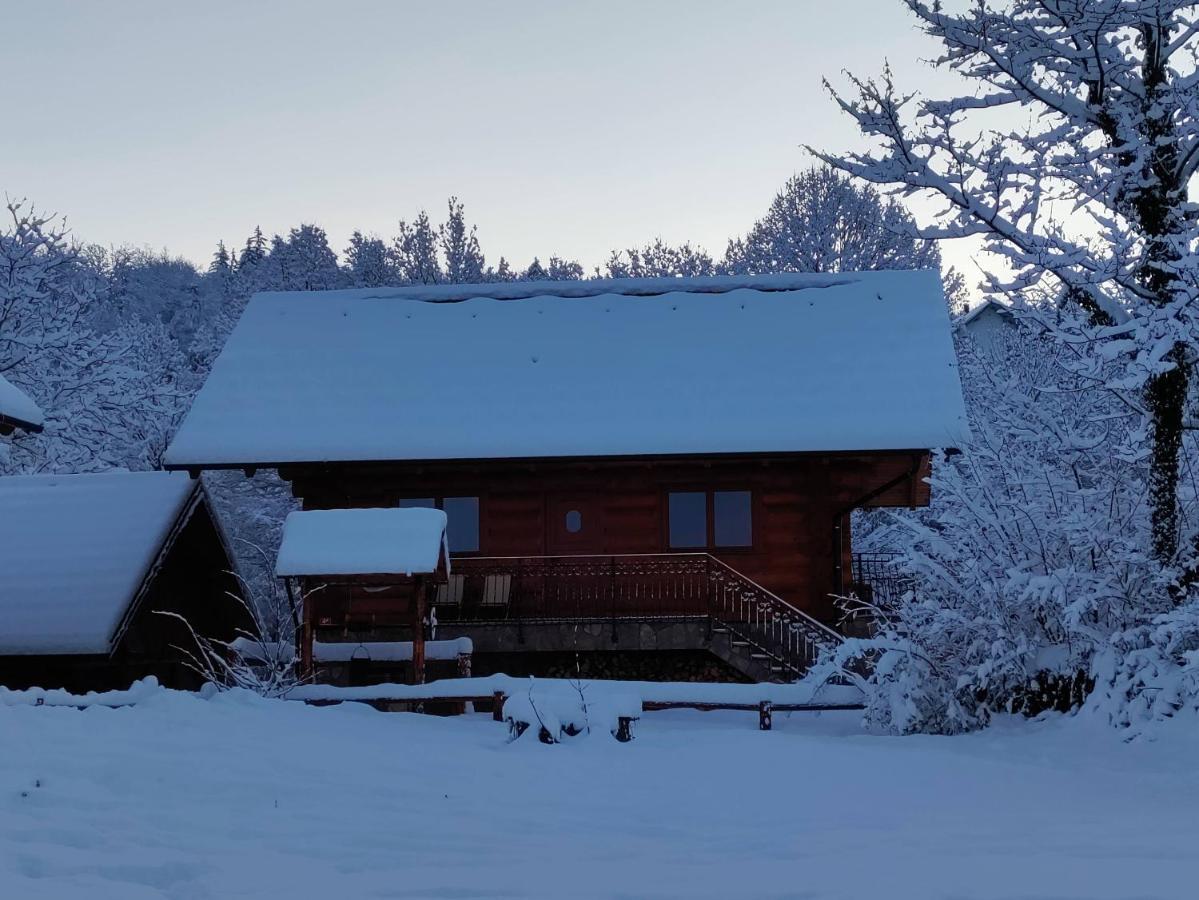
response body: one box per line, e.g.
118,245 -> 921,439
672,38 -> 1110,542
811,322 -> 1172,734
503,679 -> 640,743
1089,600 -> 1199,731
157,559 -> 309,698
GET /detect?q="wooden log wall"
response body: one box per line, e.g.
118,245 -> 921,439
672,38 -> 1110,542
280,451 -> 928,623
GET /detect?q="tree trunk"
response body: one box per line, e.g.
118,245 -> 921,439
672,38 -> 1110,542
1146,347 -> 1187,567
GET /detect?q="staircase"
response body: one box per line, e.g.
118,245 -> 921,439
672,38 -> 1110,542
701,555 -> 843,681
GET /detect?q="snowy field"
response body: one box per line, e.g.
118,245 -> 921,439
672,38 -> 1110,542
1,690 -> 1196,900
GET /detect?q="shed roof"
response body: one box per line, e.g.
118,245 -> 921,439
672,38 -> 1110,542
0,373 -> 44,433
165,270 -> 969,467
275,507 -> 448,577
0,471 -> 199,655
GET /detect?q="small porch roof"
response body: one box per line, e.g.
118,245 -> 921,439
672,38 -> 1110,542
275,507 -> 448,577
0,373 -> 44,434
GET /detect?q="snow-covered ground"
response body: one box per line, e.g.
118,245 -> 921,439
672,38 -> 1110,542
1,689 -> 1195,900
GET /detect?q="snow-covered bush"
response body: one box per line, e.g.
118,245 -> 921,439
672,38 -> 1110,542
1089,600 -> 1199,731
503,679 -> 640,743
156,559 -> 308,698
810,319 -> 1173,734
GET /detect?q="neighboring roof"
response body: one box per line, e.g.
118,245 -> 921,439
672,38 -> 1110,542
0,472 -> 199,655
275,507 -> 448,577
0,373 -> 44,433
165,270 -> 970,467
954,297 -> 1014,330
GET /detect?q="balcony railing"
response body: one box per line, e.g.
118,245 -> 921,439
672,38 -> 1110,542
437,553 -> 843,676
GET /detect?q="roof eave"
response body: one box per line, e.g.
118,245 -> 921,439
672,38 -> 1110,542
0,413 -> 45,435
105,479 -> 205,656
163,446 -> 944,475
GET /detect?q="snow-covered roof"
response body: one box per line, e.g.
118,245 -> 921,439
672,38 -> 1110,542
275,507 -> 448,577
165,270 -> 969,466
0,373 -> 44,433
0,472 -> 199,655
954,297 -> 1014,329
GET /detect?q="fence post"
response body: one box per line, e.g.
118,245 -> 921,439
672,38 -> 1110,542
759,700 -> 773,731
492,691 -> 505,722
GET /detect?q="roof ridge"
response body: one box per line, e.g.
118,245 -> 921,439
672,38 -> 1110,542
250,271 -> 894,306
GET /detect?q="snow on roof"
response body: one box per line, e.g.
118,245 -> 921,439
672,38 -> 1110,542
0,471 -> 199,655
165,270 -> 969,467
0,373 -> 44,432
275,507 -> 448,577
954,297 -> 1014,329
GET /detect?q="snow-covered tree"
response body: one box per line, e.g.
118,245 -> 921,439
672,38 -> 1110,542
264,224 -> 343,292
722,165 -> 941,274
815,2 -> 1199,580
811,317 -> 1154,733
393,210 -> 444,285
0,202 -> 183,474
439,197 -> 486,283
238,226 -> 267,270
603,239 -> 716,278
344,231 -> 393,287
209,241 -> 232,277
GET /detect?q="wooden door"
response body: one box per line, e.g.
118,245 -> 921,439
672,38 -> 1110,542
547,494 -> 606,555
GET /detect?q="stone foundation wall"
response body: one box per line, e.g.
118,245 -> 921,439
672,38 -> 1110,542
470,650 -> 749,683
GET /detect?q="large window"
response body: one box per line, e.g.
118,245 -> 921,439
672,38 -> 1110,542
399,496 -> 480,553
667,490 -> 752,549
668,492 -> 707,548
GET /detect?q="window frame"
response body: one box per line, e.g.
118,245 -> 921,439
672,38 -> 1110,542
397,494 -> 483,556
663,487 -> 755,553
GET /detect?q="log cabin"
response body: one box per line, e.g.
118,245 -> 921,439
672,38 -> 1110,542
0,472 -> 247,690
164,271 -> 969,683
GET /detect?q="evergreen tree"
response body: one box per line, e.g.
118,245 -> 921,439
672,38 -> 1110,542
239,226 -> 267,269
522,257 -> 548,281
209,241 -> 232,276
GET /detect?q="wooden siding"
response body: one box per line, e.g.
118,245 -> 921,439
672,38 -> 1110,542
281,451 -> 928,624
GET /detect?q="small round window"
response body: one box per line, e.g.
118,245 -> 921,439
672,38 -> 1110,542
565,510 -> 583,533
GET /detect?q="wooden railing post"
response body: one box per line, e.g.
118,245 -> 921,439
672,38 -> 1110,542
704,555 -> 713,641
609,556 -> 618,643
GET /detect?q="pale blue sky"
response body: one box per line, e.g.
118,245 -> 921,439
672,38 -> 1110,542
5,1 -> 973,273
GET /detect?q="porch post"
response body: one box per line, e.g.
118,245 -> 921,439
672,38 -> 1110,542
412,577 -> 427,685
298,577 -> 314,678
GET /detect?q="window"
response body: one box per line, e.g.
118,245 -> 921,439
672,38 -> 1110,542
399,496 -> 480,553
713,491 -> 753,547
668,490 -> 753,549
564,509 -> 583,533
668,492 -> 707,548
442,497 -> 480,553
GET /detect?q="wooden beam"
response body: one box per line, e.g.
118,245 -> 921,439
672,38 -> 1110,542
412,577 -> 427,685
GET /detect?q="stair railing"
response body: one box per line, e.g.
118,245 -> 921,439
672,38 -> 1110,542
703,555 -> 843,676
